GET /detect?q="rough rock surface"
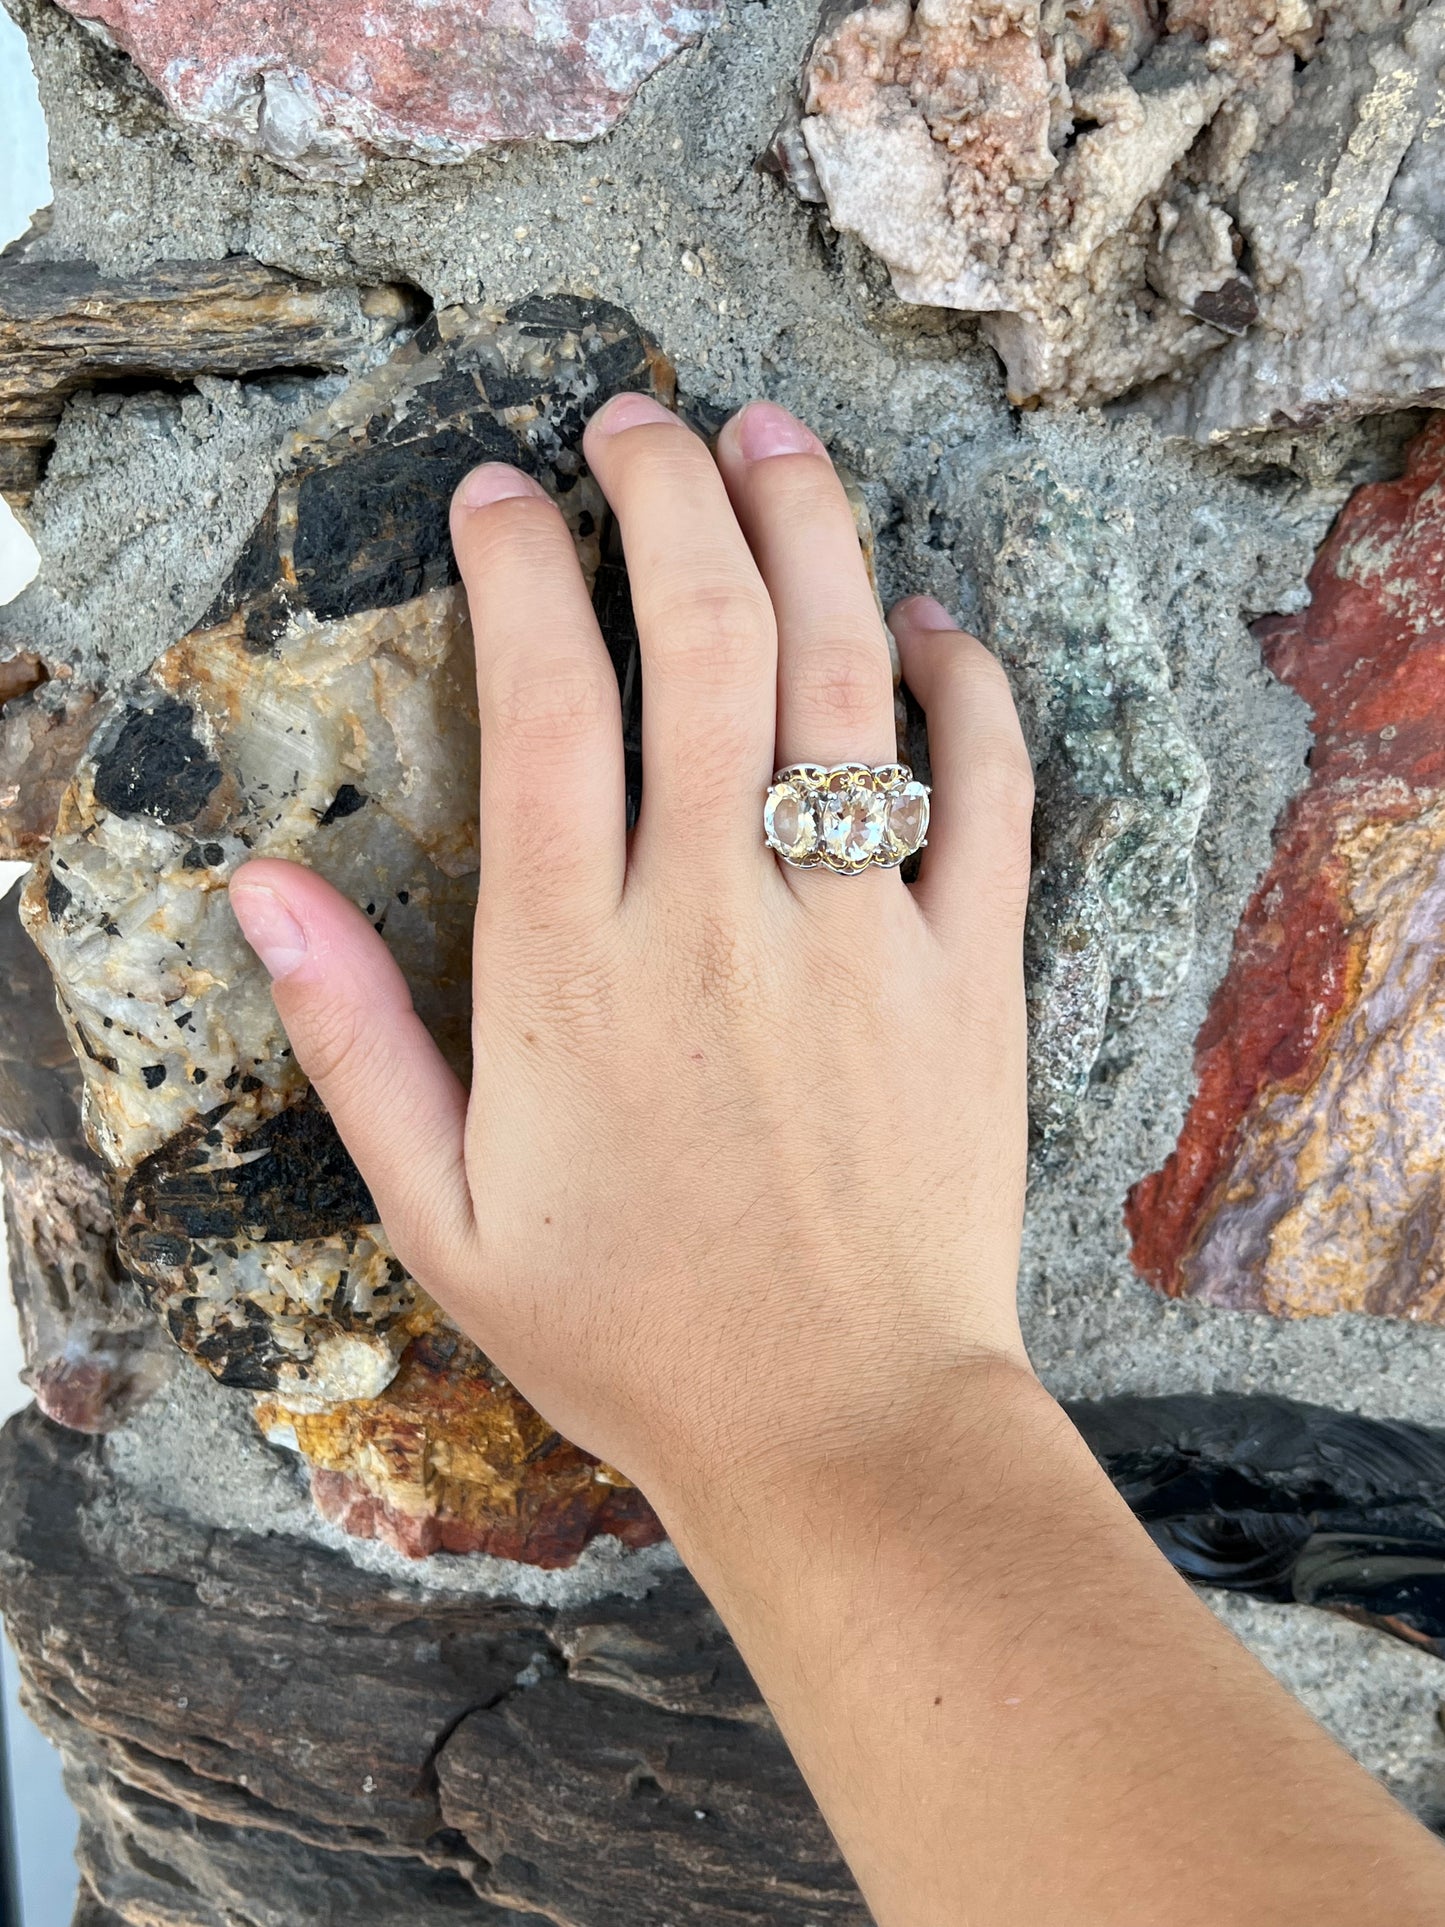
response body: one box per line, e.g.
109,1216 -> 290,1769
0,668 -> 100,857
0,889 -> 169,1432
20,295 -> 677,1563
0,1407 -> 867,1925
54,0 -> 723,181
1128,416 -> 1445,1323
789,0 -> 1445,419
1136,0 -> 1445,440
970,448 -> 1211,1141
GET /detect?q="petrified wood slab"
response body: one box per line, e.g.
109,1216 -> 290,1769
0,1407 -> 864,1927
1128,413 -> 1445,1323
0,257 -> 416,505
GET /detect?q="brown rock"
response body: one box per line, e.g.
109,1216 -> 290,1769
0,675 -> 102,857
0,647 -> 45,708
0,257 -> 416,506
0,1407 -> 862,1925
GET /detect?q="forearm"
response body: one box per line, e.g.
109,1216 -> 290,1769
658,1360 -> 1445,1927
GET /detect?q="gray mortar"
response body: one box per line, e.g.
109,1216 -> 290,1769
0,374 -> 347,680
5,0 -> 1445,1794
99,1362 -> 682,1605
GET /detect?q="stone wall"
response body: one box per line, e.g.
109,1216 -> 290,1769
2,0 -> 1445,1917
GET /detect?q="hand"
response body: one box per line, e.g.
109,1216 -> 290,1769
229,396 -> 1445,1927
228,393 -> 1036,1508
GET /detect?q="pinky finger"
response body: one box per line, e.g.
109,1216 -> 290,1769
890,598 -> 1035,943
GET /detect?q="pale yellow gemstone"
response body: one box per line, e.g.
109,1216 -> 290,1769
764,782 -> 819,860
821,783 -> 887,864
886,780 -> 930,855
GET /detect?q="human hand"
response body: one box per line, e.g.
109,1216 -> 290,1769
228,394 -> 1035,1511
227,398 -> 1445,1927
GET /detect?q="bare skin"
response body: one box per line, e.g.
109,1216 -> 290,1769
229,394 -> 1445,1926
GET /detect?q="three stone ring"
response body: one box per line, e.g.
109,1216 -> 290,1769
763,763 -> 930,873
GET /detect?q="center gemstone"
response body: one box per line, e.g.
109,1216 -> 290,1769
821,783 -> 887,864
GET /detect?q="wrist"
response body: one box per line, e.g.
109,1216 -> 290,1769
648,1347 -> 1054,1573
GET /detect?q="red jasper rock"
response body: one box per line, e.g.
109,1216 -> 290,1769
1127,416 -> 1445,1321
57,0 -> 720,179
258,1326 -> 665,1568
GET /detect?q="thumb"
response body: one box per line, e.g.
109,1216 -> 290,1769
229,858 -> 476,1286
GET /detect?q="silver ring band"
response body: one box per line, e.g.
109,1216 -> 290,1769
764,763 -> 930,873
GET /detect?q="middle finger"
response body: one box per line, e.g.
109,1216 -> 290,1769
583,394 -> 778,879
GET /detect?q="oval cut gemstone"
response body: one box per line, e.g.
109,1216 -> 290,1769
821,782 -> 887,865
764,781 -> 819,860
886,780 -> 930,856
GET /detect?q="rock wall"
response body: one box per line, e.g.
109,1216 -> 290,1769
3,0 -> 1445,1916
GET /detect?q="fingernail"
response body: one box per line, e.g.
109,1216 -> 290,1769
455,464 -> 547,511
589,391 -> 676,437
892,595 -> 957,632
230,882 -> 309,981
732,400 -> 825,462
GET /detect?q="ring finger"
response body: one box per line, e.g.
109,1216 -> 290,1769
714,403 -> 900,882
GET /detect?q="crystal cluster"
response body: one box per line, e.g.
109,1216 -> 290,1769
782,0 -> 1445,422
764,763 -> 930,872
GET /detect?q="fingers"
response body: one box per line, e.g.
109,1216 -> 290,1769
715,402 -> 896,773
890,598 -> 1035,941
450,465 -> 626,922
582,394 -> 777,876
229,860 -> 476,1288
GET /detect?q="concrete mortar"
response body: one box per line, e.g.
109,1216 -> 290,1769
4,0 -> 1445,1804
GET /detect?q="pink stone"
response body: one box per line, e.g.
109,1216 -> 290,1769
58,0 -> 722,179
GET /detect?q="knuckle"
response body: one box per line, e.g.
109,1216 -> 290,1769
790,636 -> 892,729
489,655 -> 610,751
972,738 -> 1036,820
646,576 -> 775,686
291,993 -> 370,1092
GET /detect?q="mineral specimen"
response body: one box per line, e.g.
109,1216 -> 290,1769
970,453 -> 1210,1143
1127,415 -> 1445,1321
787,0 -> 1445,417
0,258 -> 416,507
22,294 -> 674,1558
0,671 -> 101,858
0,1411 -> 864,1924
1137,0 -> 1445,441
0,891 -> 168,1432
256,1326 -> 662,1564
53,0 -> 722,182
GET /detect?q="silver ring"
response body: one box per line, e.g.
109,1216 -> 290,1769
763,763 -> 930,873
